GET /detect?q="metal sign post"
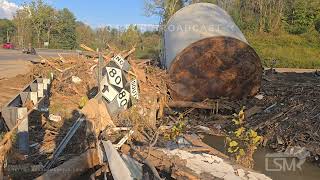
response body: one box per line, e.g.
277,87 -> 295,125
98,50 -> 103,104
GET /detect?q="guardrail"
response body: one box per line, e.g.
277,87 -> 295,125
0,77 -> 51,155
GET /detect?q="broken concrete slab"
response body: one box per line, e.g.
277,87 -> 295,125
162,149 -> 271,180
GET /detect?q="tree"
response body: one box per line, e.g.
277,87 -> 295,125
138,31 -> 161,59
28,0 -> 56,47
284,0 -> 319,34
75,21 -> 95,48
121,25 -> 141,49
315,18 -> 320,33
43,6 -> 56,45
144,0 -> 185,25
14,4 -> 33,47
51,8 -> 76,49
188,0 -> 217,4
0,19 -> 15,43
95,26 -> 111,49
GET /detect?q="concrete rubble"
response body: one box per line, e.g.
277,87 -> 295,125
162,149 -> 271,180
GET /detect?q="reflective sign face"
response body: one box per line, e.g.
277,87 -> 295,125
116,89 -> 130,109
130,79 -> 139,100
112,55 -> 125,69
106,67 -> 124,89
101,76 -> 119,102
101,54 -> 139,115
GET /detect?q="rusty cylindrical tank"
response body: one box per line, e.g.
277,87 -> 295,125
162,3 -> 262,101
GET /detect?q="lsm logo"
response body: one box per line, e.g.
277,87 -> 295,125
265,147 -> 310,172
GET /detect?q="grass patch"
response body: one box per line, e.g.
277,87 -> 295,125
246,32 -> 320,68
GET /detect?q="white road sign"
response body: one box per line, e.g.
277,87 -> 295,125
101,76 -> 119,102
130,79 -> 139,100
112,55 -> 125,69
116,89 -> 130,109
106,67 -> 123,88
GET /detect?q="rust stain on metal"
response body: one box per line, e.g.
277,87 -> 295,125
168,37 -> 262,101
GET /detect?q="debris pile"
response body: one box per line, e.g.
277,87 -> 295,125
245,72 -> 320,159
2,44 -> 320,180
170,71 -> 320,164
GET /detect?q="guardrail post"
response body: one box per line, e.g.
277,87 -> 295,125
17,107 -> 29,155
1,107 -> 29,154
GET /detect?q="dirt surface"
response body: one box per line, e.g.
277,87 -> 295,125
0,48 -> 78,109
265,68 -> 319,73
0,68 -> 34,109
0,50 -> 35,109
0,60 -> 32,79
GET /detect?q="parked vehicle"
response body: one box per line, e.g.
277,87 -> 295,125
2,42 -> 14,49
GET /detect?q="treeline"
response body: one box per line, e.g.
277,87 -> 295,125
144,0 -> 320,68
1,0 -> 319,64
0,0 -> 160,59
76,23 -> 161,59
145,0 -> 320,34
218,0 -> 320,34
11,0 -> 76,49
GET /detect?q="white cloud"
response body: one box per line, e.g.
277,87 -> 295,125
0,0 -> 20,19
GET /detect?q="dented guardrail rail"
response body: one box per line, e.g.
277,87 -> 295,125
0,77 -> 51,155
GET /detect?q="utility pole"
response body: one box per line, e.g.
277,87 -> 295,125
6,29 -> 9,43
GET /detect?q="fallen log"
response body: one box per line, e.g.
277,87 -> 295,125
80,44 -> 95,52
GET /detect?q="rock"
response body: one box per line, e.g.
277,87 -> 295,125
237,169 -> 245,178
255,94 -> 264,100
197,125 -> 211,132
71,76 -> 82,84
276,136 -> 284,145
49,114 -> 61,122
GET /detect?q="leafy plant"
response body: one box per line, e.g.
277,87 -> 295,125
164,113 -> 185,140
225,107 -> 263,168
315,18 -> 320,33
78,96 -> 89,109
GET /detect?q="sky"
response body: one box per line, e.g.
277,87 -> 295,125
0,0 -> 160,28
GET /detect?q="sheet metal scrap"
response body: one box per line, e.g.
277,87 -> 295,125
44,115 -> 85,170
